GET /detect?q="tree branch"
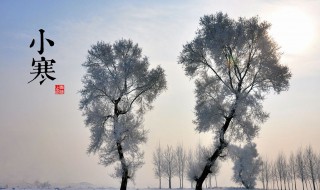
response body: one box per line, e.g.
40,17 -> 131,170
201,58 -> 233,92
93,85 -> 114,103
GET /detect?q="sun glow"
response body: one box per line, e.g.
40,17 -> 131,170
268,7 -> 315,55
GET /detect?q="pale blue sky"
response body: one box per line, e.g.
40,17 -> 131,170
1,0 -> 320,188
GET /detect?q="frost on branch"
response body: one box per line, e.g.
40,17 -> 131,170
178,12 -> 291,190
179,12 -> 291,142
187,145 -> 220,182
79,39 -> 166,189
162,145 -> 177,189
98,113 -> 146,178
229,143 -> 262,189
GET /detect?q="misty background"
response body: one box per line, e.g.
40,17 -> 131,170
1,0 -> 320,188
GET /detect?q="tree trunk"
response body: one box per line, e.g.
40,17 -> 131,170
195,114 -> 234,190
120,167 -> 129,190
117,141 -> 129,190
241,179 -> 250,189
182,173 -> 184,188
159,177 -> 162,189
294,174 -> 297,190
308,180 -> 313,190
215,175 -> 218,188
169,177 -> 172,189
114,100 -> 130,190
311,176 -> 316,190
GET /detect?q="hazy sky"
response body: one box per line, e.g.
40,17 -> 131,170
1,0 -> 320,188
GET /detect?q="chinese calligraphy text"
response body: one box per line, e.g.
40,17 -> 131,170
28,29 -> 56,85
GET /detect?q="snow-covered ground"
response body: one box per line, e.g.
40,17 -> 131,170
0,188 -> 259,190
0,181 -> 257,190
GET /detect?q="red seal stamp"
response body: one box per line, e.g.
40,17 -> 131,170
55,84 -> 64,94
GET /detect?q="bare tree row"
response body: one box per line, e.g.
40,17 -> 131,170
260,145 -> 320,190
153,143 -> 220,189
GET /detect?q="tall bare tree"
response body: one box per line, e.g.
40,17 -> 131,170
286,163 -> 292,190
272,162 -> 280,190
153,143 -> 163,189
289,152 -> 298,190
176,144 -> 187,188
162,145 -> 177,189
187,149 -> 195,188
316,154 -> 320,190
304,146 -> 317,190
178,12 -> 291,190
260,162 -> 266,189
260,158 -> 272,190
297,148 -> 307,190
276,152 -> 287,190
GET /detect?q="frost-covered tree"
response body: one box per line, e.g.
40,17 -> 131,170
297,148 -> 307,190
162,145 -> 177,189
316,154 -> 320,190
260,163 -> 266,189
153,143 -> 163,189
34,180 -> 51,189
283,158 -> 290,190
265,159 -> 272,190
289,152 -> 297,190
178,12 -> 291,190
187,149 -> 196,188
176,144 -> 187,188
272,162 -> 280,190
229,143 -> 262,189
304,146 -> 317,190
187,144 -> 220,188
79,39 -> 167,190
276,152 -> 287,190
260,158 -> 272,190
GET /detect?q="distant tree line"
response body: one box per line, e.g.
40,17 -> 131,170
153,143 -> 220,189
260,145 -> 320,190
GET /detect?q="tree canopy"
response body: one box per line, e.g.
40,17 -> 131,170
178,12 -> 291,190
229,143 -> 262,189
80,39 -> 167,190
